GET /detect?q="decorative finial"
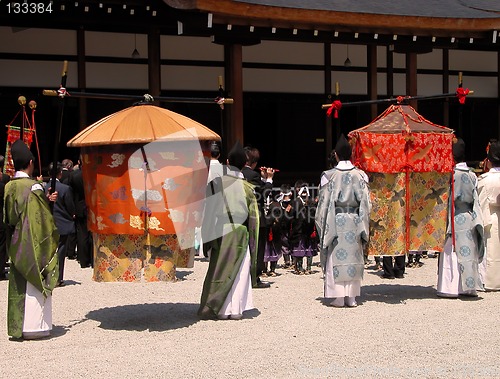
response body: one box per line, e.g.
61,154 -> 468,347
29,100 -> 37,110
143,94 -> 154,103
18,96 -> 26,106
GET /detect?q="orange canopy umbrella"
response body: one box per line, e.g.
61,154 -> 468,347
66,102 -> 220,282
67,102 -> 220,147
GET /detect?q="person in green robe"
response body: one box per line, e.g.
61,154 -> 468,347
4,139 -> 59,339
198,141 -> 259,320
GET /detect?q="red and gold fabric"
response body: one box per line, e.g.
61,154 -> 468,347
351,132 -> 454,174
93,233 -> 194,282
348,104 -> 454,256
4,125 -> 34,177
82,141 -> 210,282
367,172 -> 449,256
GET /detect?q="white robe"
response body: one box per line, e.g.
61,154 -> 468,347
324,247 -> 361,298
437,238 -> 478,296
477,168 -> 500,291
22,281 -> 52,339
218,248 -> 254,317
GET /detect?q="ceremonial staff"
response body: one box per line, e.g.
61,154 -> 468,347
50,60 -> 68,196
42,89 -> 235,105
322,90 -> 474,111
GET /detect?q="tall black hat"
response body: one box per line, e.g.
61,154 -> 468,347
335,134 -> 352,161
488,140 -> 500,164
227,140 -> 247,170
11,139 -> 34,171
452,138 -> 466,162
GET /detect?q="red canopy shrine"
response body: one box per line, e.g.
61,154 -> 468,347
348,104 -> 455,256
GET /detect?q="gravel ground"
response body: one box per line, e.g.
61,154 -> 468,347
1,253 -> 500,379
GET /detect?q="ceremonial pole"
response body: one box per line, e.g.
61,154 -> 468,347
42,89 -> 234,105
457,72 -> 464,137
321,91 -> 473,110
50,60 -> 68,195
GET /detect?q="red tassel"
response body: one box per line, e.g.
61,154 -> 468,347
268,228 -> 273,241
326,100 -> 342,118
310,225 -> 317,239
456,87 -> 469,104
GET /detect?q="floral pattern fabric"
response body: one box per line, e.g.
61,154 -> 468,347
82,141 -> 210,282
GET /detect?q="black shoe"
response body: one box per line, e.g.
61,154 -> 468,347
382,273 -> 395,279
395,274 -> 404,279
253,281 -> 271,288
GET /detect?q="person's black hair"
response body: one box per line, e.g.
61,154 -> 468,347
244,146 -> 260,165
327,149 -> 337,168
210,141 -> 221,158
335,134 -> 352,161
48,162 -> 63,177
452,138 -> 465,163
228,141 -> 247,170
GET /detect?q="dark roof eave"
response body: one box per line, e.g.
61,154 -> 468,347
164,0 -> 500,36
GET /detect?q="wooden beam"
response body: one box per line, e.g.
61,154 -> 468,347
77,26 -> 87,131
324,43 -> 333,164
164,0 -> 500,37
386,46 -> 394,98
406,52 -> 417,110
367,44 -> 378,120
498,51 -> 500,140
148,27 -> 161,105
225,43 -> 244,150
442,49 -> 450,127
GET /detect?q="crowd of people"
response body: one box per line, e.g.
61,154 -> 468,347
197,135 -> 500,319
3,134 -> 500,338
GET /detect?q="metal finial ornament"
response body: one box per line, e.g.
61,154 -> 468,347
143,94 -> 154,103
29,100 -> 37,110
18,96 -> 26,106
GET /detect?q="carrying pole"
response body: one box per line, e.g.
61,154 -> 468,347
50,60 -> 68,196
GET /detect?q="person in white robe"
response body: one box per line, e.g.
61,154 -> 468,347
437,138 -> 484,298
315,135 -> 371,308
477,140 -> 500,291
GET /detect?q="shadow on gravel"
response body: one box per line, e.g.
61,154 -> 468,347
175,270 -> 194,281
361,284 -> 437,304
8,325 -> 69,342
85,302 -> 200,331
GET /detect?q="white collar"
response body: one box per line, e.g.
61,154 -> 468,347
455,162 -> 468,170
14,171 -> 30,178
336,161 -> 355,170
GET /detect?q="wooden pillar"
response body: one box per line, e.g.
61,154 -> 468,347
324,43 -> 333,164
442,49 -> 450,126
224,44 -> 244,151
386,46 -> 394,97
367,44 -> 378,120
498,51 -> 500,139
77,26 -> 87,130
147,28 -> 161,104
406,52 -> 417,109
